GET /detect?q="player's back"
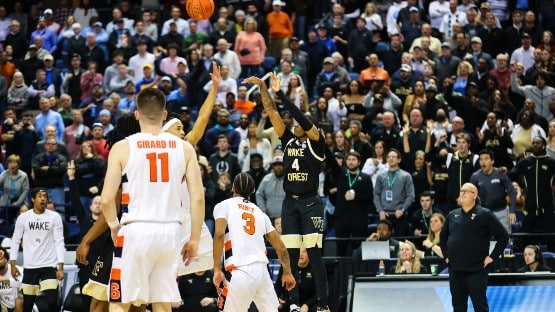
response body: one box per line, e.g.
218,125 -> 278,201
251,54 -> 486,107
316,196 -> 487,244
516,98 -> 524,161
121,132 -> 186,224
213,197 -> 273,270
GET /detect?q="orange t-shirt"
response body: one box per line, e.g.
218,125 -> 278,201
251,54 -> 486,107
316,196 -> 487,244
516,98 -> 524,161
234,99 -> 256,114
359,67 -> 391,87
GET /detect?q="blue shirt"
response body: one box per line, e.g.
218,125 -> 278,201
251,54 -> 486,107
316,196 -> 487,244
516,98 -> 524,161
34,110 -> 65,141
30,28 -> 58,54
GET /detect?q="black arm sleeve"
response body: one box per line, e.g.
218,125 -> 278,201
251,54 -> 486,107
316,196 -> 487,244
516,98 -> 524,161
276,90 -> 313,131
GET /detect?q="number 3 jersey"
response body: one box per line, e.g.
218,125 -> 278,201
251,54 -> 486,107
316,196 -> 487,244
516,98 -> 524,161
121,132 -> 187,224
213,197 -> 274,271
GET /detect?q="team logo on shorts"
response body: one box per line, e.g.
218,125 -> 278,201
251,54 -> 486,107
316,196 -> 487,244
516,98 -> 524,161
311,217 -> 324,231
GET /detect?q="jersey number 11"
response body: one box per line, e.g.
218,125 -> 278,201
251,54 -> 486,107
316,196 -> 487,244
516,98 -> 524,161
146,152 -> 169,182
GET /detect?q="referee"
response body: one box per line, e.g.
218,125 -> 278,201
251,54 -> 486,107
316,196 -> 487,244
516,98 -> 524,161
440,183 -> 508,312
243,73 -> 330,312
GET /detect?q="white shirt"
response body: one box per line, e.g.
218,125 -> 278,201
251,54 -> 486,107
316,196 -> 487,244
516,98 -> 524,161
213,197 -> 274,270
10,209 -> 65,269
510,46 -> 536,71
128,52 -> 155,81
203,77 -> 238,104
121,132 -> 186,224
161,18 -> 190,36
440,11 -> 467,38
386,1 -> 407,35
0,264 -> 22,309
429,1 -> 451,29
213,50 -> 242,80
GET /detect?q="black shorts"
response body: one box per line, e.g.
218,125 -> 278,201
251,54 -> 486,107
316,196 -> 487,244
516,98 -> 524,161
281,194 -> 324,237
89,236 -> 114,286
21,267 -> 58,295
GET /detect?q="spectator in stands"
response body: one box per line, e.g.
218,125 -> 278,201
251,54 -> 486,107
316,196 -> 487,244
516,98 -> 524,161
477,12 -> 504,58
286,74 -> 309,114
30,17 -> 57,55
79,82 -> 105,128
128,39 -> 154,82
5,20 -> 26,62
233,85 -> 255,115
73,140 -> 105,211
13,112 -> 38,175
289,37 -> 309,87
131,20 -> 154,52
512,108 -> 546,159
410,191 -> 442,236
161,6 -> 189,37
476,112 -> 514,169
355,219 -> 400,260
31,137 -> 67,214
88,21 -> 109,61
439,0 -> 467,41
444,78 -> 488,134
183,20 -> 208,55
67,23 -> 86,61
204,109 -> 241,155
0,51 -> 15,87
266,0 -> 292,60
420,213 -> 445,258
174,270 -> 218,312
62,54 -> 85,107
523,10 -> 542,46
104,50 -> 126,93
433,42 -> 461,88
72,0 -> 98,29
390,241 -> 428,274
105,8 -> 133,36
34,124 -> 69,160
402,80 -> 426,124
27,68 -> 55,110
160,43 -> 187,78
82,33 -> 106,73
0,154 -> 29,208
203,64 -> 236,105
256,155 -> 285,220
108,63 -> 134,98
79,61 -> 103,102
135,63 -> 159,92
158,21 -> 183,53
208,134 -> 240,184
141,10 -> 157,42
237,120 -> 272,172
89,123 -> 108,162
63,110 -> 90,159
97,109 -> 114,136
234,17 -> 266,78
34,97 -> 65,142
518,245 -> 552,273
213,39 -> 241,80
348,18 -> 375,74
7,71 -> 27,113
374,148 -> 415,235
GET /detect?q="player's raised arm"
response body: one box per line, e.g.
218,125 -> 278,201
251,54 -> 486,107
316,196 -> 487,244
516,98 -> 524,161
269,72 -> 319,141
242,75 -> 286,137
186,61 -> 221,146
181,140 -> 205,265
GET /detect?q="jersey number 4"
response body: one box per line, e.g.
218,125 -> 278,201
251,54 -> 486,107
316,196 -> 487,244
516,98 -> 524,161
146,152 -> 169,182
242,212 -> 255,235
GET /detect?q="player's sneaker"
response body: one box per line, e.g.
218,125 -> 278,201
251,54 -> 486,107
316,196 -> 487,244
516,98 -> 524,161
290,304 -> 301,312
316,305 -> 331,312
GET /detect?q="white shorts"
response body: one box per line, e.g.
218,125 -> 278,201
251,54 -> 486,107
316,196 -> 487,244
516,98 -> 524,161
109,222 -> 181,304
177,214 -> 213,276
220,262 -> 278,312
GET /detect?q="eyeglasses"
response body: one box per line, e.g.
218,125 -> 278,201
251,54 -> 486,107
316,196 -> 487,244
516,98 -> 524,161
460,190 -> 475,194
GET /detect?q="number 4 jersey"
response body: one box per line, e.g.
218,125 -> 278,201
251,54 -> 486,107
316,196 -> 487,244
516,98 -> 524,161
213,197 -> 274,271
281,131 -> 325,195
121,132 -> 187,224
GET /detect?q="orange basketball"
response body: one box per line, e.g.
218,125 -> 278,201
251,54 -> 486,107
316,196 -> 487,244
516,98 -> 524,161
186,0 -> 215,21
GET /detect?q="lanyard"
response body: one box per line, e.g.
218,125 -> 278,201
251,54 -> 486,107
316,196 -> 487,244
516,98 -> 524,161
421,211 -> 429,231
347,170 -> 361,189
387,170 -> 399,188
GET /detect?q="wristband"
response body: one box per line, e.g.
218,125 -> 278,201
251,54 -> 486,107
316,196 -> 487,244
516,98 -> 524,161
107,219 -> 120,229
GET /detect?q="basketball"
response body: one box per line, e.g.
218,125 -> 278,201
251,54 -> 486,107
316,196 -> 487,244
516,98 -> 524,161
186,0 -> 215,21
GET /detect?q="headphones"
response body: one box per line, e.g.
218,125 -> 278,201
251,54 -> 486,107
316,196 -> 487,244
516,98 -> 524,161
526,245 -> 542,263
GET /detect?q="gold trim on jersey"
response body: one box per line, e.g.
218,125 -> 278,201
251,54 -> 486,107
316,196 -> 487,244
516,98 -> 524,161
39,279 -> 59,291
82,280 -> 108,301
20,284 -> 39,296
302,233 -> 323,248
281,234 -> 302,248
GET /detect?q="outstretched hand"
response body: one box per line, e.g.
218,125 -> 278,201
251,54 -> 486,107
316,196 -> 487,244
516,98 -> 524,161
242,76 -> 264,86
269,72 -> 281,93
210,61 -> 221,85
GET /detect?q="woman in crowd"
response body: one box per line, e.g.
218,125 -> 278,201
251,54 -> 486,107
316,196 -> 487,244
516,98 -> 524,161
361,140 -> 388,187
537,31 -> 555,53
234,17 -> 267,78
403,80 -> 426,124
546,120 -> 555,159
341,79 -> 367,121
312,96 -> 334,134
330,129 -> 350,155
7,71 -> 28,114
511,108 -> 546,159
286,74 -> 309,113
73,141 -> 106,212
453,60 -> 473,95
390,241 -> 428,274
419,213 -> 445,258
238,120 -> 272,172
0,155 -> 29,208
518,245 -> 552,272
360,2 -> 383,32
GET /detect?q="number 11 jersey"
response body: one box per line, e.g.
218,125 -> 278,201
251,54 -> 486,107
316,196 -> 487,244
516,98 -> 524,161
121,132 -> 186,224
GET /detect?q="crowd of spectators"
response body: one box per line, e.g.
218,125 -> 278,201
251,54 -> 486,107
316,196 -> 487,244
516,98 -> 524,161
0,0 -> 553,308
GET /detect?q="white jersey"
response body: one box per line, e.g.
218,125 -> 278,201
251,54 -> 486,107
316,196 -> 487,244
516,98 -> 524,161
10,210 -> 65,269
0,264 -> 22,309
213,197 -> 274,271
121,132 -> 187,224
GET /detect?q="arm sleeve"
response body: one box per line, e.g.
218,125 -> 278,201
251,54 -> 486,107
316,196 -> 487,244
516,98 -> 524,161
10,216 -> 24,261
54,213 -> 66,264
276,90 -> 313,131
373,176 -> 383,212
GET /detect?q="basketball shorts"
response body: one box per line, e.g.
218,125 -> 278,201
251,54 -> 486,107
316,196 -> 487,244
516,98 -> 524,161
82,234 -> 114,301
177,213 -> 213,276
108,222 -> 182,305
21,267 -> 58,296
218,262 -> 278,312
281,194 -> 324,249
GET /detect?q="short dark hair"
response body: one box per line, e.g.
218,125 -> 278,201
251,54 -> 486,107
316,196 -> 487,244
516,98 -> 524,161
377,219 -> 393,232
233,173 -> 256,198
478,149 -> 495,160
346,151 -> 361,161
0,246 -> 9,260
419,190 -> 434,200
136,88 -> 166,121
387,148 -> 402,159
31,187 -> 48,199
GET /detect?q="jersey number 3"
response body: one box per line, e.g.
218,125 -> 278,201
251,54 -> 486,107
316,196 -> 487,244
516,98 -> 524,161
146,152 -> 169,182
242,212 -> 255,235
